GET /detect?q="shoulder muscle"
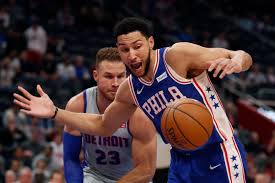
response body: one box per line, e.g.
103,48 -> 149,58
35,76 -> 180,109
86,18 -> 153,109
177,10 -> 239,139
64,92 -> 85,135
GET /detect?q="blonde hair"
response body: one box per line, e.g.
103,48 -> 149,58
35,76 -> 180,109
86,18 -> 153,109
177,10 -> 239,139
95,47 -> 122,69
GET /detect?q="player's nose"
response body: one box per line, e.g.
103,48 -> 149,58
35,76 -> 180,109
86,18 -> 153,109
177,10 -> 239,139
128,49 -> 137,60
112,77 -> 119,87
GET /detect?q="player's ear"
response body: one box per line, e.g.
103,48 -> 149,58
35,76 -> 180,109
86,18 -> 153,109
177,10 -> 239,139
93,70 -> 98,82
148,36 -> 154,49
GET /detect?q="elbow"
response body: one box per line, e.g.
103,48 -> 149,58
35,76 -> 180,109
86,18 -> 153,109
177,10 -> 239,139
143,167 -> 156,181
140,164 -> 156,181
148,167 -> 156,179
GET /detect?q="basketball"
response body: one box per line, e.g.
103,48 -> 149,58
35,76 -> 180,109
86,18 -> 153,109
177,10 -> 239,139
161,98 -> 214,151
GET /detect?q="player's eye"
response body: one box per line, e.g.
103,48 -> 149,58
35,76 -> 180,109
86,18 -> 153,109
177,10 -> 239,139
104,75 -> 113,79
134,45 -> 141,49
120,47 -> 129,53
118,74 -> 126,79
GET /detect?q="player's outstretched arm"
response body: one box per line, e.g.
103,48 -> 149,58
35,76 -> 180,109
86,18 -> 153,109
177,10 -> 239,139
13,81 -> 137,136
167,42 -> 253,79
118,108 -> 157,183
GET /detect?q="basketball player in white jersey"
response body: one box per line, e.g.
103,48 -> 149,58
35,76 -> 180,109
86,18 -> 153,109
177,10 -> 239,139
63,47 -> 157,183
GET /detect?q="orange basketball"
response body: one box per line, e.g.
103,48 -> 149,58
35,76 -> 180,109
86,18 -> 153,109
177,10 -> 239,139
161,98 -> 214,151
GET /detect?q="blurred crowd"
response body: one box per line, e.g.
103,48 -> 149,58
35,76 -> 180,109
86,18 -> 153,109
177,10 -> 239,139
0,0 -> 274,182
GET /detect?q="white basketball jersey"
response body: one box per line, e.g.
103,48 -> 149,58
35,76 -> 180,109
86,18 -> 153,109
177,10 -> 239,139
82,87 -> 134,181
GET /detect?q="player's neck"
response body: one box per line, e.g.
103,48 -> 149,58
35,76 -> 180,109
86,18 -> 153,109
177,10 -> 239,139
96,91 -> 112,114
140,50 -> 156,82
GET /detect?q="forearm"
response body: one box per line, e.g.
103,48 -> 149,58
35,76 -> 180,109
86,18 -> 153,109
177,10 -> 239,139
55,108 -> 109,136
118,166 -> 155,183
231,50 -> 253,71
55,99 -> 134,136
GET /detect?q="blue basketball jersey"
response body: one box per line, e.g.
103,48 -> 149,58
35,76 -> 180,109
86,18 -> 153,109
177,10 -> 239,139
128,47 -> 235,152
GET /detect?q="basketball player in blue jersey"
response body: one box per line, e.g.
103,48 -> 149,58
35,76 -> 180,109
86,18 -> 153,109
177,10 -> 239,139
64,47 -> 157,183
14,17 -> 253,183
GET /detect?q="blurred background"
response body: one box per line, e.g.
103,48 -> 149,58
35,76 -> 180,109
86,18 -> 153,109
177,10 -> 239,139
0,0 -> 274,182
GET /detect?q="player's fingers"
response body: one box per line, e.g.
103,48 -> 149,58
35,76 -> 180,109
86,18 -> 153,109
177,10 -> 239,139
219,71 -> 226,79
208,61 -> 218,72
13,93 -> 30,105
37,84 -> 45,97
17,86 -> 33,99
13,99 -> 31,110
218,63 -> 234,79
20,109 -> 34,116
208,58 -> 223,72
219,69 -> 231,79
213,60 -> 227,77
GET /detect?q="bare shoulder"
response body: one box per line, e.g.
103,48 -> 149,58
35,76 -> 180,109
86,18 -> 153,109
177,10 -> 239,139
129,108 -> 156,140
115,77 -> 135,106
66,92 -> 85,112
64,92 -> 84,135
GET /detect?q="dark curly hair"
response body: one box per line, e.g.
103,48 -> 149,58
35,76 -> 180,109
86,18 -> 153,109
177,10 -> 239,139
113,17 -> 153,39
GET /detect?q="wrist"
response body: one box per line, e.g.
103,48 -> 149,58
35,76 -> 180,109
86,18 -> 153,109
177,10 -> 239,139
51,107 -> 59,119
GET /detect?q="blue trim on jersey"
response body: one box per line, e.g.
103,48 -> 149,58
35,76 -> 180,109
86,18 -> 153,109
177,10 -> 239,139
81,90 -> 87,165
127,120 -> 133,137
83,90 -> 87,113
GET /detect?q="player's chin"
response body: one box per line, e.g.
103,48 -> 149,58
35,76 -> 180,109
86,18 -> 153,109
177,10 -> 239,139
131,68 -> 145,77
107,93 -> 116,100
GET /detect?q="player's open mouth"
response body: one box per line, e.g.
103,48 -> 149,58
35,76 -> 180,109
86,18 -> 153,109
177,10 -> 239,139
131,62 -> 142,70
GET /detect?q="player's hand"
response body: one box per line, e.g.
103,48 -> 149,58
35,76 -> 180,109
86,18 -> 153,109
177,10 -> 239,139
208,58 -> 242,79
13,85 -> 56,119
